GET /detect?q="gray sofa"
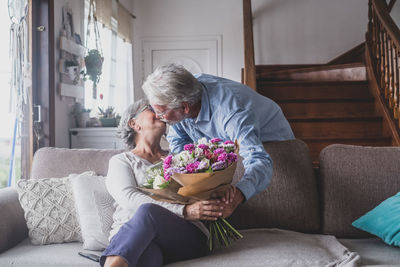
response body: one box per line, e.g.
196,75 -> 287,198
0,139 -> 400,266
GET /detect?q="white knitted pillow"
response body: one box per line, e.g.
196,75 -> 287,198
16,173 -> 88,245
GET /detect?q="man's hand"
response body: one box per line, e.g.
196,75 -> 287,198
220,186 -> 244,218
183,199 -> 224,221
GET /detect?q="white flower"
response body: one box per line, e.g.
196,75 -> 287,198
153,174 -> 166,189
178,150 -> 195,166
194,147 -> 204,158
197,137 -> 209,145
198,158 -> 210,170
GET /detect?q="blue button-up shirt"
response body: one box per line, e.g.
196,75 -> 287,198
167,74 -> 294,201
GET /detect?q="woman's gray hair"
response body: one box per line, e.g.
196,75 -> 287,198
117,99 -> 149,149
142,64 -> 203,108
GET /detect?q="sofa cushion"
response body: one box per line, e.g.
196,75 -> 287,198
0,238 -> 99,267
16,174 -> 84,245
229,139 -> 320,233
339,238 -> 400,266
30,147 -> 125,179
320,144 -> 400,238
167,228 -> 360,267
71,174 -> 115,250
352,191 -> 400,246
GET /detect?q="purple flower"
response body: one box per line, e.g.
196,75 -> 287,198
224,140 -> 234,145
213,148 -> 225,155
198,144 -> 209,150
210,138 -> 222,143
217,152 -> 228,162
211,161 -> 227,171
184,144 -> 195,152
227,152 -> 238,163
186,161 -> 200,173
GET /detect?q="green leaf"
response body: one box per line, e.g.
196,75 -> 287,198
157,180 -> 170,189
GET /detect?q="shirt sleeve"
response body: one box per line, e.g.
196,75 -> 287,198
167,123 -> 194,153
105,154 -> 185,217
223,109 -> 273,201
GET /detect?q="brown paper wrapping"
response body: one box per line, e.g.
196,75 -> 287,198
137,140 -> 239,204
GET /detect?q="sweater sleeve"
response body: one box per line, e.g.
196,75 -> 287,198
105,154 -> 185,217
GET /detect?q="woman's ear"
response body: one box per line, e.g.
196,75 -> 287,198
128,119 -> 141,132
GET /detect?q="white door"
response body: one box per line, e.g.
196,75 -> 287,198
142,36 -> 222,79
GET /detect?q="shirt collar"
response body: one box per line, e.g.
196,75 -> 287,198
195,83 -> 211,123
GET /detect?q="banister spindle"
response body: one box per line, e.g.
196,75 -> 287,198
388,37 -> 394,109
376,19 -> 382,78
394,46 -> 399,119
382,31 -> 389,98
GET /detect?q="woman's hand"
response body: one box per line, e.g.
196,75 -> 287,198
184,200 -> 224,221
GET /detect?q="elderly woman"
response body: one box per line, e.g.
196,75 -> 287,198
101,99 -> 223,267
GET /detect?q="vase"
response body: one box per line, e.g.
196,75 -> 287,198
78,112 -> 90,128
99,118 -> 117,127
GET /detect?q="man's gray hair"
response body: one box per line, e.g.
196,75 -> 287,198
117,99 -> 149,149
142,64 -> 203,108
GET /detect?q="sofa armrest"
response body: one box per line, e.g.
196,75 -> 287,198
0,187 -> 28,253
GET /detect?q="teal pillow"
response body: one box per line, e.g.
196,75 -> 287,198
352,192 -> 400,246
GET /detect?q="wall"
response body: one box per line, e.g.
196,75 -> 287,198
132,0 -> 368,100
252,0 -> 367,64
53,0 -> 85,148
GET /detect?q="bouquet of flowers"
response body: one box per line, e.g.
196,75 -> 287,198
140,138 -> 243,250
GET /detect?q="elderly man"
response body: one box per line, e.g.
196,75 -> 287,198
142,64 -> 294,218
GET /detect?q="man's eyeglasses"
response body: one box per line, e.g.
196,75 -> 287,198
149,105 -> 176,119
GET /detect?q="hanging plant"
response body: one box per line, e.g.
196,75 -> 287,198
84,0 -> 103,99
82,49 -> 103,90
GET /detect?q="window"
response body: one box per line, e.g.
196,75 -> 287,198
0,5 -> 21,188
84,3 -> 133,118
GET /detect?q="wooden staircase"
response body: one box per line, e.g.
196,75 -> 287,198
255,63 -> 392,165
242,0 -> 400,166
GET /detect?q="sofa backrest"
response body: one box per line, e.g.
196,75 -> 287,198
229,139 -> 321,233
31,140 -> 320,233
319,144 -> 400,238
31,147 -> 125,178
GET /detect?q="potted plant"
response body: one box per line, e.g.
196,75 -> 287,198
98,106 -> 121,127
82,49 -> 104,95
70,102 -> 91,128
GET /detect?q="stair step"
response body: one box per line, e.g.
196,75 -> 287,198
302,137 -> 392,162
278,99 -> 375,118
290,117 -> 383,138
257,63 -> 366,82
258,81 -> 371,100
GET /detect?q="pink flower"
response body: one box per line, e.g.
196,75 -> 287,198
204,150 -> 214,160
218,152 -> 228,162
186,161 -> 200,173
224,140 -> 234,145
163,155 -> 173,169
184,144 -> 195,152
198,144 -> 209,150
213,148 -> 225,155
210,138 -> 222,143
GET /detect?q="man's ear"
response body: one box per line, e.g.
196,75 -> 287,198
128,119 -> 140,132
182,102 -> 190,114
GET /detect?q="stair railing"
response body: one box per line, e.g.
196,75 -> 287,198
366,0 -> 400,144
243,0 -> 257,91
